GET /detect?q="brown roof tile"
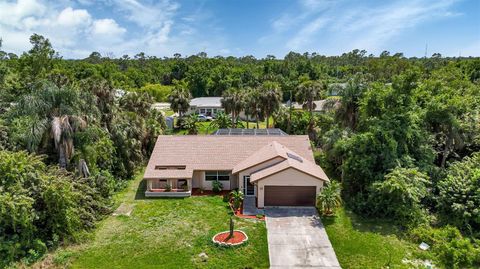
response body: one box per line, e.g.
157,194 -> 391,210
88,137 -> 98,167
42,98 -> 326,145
143,135 -> 314,179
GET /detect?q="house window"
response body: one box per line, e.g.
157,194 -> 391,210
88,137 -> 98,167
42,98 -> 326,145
205,171 -> 230,181
200,108 -> 206,114
213,109 -> 217,113
177,179 -> 187,189
152,179 -> 167,189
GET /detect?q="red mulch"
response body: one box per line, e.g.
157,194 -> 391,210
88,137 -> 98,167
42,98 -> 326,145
213,231 -> 246,244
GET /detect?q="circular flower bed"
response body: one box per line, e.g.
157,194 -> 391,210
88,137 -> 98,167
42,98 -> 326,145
212,230 -> 248,247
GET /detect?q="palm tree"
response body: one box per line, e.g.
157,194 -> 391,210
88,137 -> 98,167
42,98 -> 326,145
244,87 -> 264,129
221,88 -> 244,128
209,112 -> 232,130
181,114 -> 199,135
317,181 -> 342,216
12,83 -> 90,168
230,190 -> 244,210
260,81 -> 282,128
296,80 -> 324,137
168,80 -> 191,117
328,76 -> 366,131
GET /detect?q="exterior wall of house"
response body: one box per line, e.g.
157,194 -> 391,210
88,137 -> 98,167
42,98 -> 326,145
237,157 -> 285,193
186,106 -> 224,117
192,171 -> 203,188
193,171 -> 232,190
146,178 -> 192,191
256,168 -> 324,208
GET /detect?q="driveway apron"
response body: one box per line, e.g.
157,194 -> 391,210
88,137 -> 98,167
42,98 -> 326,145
265,207 -> 341,268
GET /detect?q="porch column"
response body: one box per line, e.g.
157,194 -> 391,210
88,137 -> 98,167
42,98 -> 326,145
188,179 -> 192,191
147,179 -> 152,191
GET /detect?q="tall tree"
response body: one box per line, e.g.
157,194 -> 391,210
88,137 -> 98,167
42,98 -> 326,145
260,81 -> 282,128
296,80 -> 324,137
10,83 -> 93,168
244,87 -> 264,129
168,80 -> 191,117
221,88 -> 244,127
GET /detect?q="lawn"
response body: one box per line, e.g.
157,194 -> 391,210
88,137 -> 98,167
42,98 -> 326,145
322,207 -> 421,269
43,173 -> 269,269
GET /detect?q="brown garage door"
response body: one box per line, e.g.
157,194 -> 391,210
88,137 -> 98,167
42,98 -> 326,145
264,186 -> 316,206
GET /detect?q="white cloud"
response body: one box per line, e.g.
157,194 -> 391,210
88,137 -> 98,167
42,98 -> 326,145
263,0 -> 463,56
92,19 -> 126,36
57,7 -> 91,27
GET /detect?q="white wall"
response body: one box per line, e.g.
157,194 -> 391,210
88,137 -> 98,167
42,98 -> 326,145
256,168 -> 325,208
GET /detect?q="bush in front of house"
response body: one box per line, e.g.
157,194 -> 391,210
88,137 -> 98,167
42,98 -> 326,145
212,180 -> 223,193
317,180 -> 342,216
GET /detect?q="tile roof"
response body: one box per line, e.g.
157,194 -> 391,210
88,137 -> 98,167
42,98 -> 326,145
143,135 -> 314,179
250,155 -> 329,183
232,141 -> 289,174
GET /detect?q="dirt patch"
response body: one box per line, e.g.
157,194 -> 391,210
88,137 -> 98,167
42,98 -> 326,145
113,203 -> 134,216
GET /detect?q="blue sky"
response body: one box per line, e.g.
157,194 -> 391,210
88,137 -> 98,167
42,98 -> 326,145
0,0 -> 479,58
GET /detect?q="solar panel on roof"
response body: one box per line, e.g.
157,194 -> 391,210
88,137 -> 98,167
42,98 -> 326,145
212,128 -> 288,136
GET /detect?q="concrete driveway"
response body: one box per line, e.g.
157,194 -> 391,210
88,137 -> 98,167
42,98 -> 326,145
265,207 -> 341,268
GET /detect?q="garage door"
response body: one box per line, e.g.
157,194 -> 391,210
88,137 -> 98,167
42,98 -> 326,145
264,186 -> 316,206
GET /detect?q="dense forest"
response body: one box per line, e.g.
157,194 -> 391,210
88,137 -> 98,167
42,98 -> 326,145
1,34 -> 480,268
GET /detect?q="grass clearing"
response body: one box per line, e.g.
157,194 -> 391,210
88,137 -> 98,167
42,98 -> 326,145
322,207 -> 421,269
40,173 -> 269,269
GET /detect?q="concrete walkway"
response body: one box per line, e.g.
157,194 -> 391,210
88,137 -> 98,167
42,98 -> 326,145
265,207 -> 341,269
243,196 -> 264,215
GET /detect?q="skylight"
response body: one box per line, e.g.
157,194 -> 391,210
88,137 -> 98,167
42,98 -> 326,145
287,152 -> 303,163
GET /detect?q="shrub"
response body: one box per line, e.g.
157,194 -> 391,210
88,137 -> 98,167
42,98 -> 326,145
212,180 -> 223,193
164,183 -> 172,192
230,190 -> 244,210
369,167 -> 430,227
0,151 -> 107,266
410,226 -> 480,268
135,83 -> 173,102
437,153 -> 480,231
317,181 -> 342,216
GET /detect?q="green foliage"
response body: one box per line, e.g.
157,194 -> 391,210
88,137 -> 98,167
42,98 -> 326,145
230,190 -> 244,210
0,151 -> 107,266
369,167 -> 429,227
437,153 -> 480,232
180,114 -> 199,135
212,180 -> 223,193
410,226 -> 480,269
317,181 -> 342,215
209,112 -> 233,129
168,80 -> 191,117
135,83 -> 173,102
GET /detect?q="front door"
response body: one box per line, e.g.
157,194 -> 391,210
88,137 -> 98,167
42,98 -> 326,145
243,176 -> 255,196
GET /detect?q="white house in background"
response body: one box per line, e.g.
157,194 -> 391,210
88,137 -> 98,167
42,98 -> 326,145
186,97 -> 251,120
186,97 -> 224,117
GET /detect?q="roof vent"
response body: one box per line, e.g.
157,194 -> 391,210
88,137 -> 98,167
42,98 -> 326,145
287,152 -> 303,163
155,165 -> 186,170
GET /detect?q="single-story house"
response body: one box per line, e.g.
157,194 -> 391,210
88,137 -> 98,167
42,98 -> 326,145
143,132 -> 329,207
186,97 -> 251,119
186,97 -> 224,117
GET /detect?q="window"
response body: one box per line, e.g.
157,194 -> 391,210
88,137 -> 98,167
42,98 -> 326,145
200,108 -> 206,114
152,179 -> 167,189
213,109 -> 217,113
205,171 -> 230,181
177,179 -> 187,189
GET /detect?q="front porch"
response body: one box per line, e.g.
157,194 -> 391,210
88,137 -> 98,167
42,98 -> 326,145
145,178 -> 192,197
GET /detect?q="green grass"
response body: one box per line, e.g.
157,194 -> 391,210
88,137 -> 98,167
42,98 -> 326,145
322,207 -> 420,269
46,174 -> 269,269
